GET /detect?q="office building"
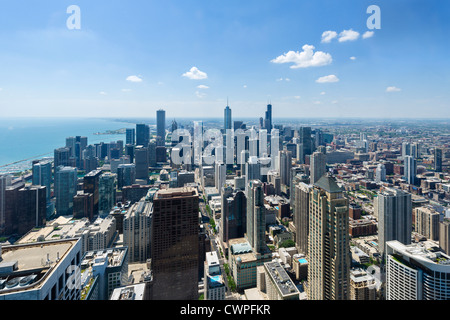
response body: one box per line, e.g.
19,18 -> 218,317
126,128 -> 135,145
136,124 -> 150,147
134,146 -> 149,181
299,127 -> 312,160
54,147 -> 71,170
151,187 -> 199,300
220,186 -> 246,251
117,164 -> 136,190
440,219 -> 450,255
224,105 -> 232,131
204,251 -> 226,300
375,163 -> 386,183
32,160 -> 52,201
0,174 -> 12,235
264,104 -> 272,132
404,155 -> 417,185
123,190 -> 154,263
246,180 -> 267,254
434,147 -> 443,173
0,238 -> 82,300
83,169 -> 102,216
310,151 -> 326,184
375,187 -> 412,258
156,109 -> 166,146
307,175 -> 350,300
55,167 -> 78,216
278,150 -> 292,187
73,191 -> 94,221
98,172 -> 116,216
386,240 -> 450,300
349,269 -> 376,300
16,186 -> 47,236
293,182 -> 312,255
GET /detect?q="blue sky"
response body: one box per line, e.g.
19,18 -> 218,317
0,0 -> 449,119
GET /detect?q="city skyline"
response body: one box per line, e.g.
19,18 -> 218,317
0,1 -> 449,118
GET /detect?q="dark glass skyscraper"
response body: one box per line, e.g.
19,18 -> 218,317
157,109 -> 166,146
224,105 -> 232,131
265,104 -> 272,132
151,188 -> 199,300
136,124 -> 150,147
126,128 -> 136,145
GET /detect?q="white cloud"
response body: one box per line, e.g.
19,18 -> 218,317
197,85 -> 209,89
320,91 -> 326,95
362,31 -> 375,39
99,91 -> 107,95
350,56 -> 356,60
338,29 -> 360,42
243,85 -> 247,88
183,67 -> 208,80
321,30 -> 338,43
294,96 -> 301,99
316,75 -> 339,83
386,86 -> 401,92
195,91 -> 206,98
276,77 -> 291,82
126,75 -> 143,82
271,44 -> 332,69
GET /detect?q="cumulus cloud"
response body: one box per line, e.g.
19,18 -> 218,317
338,29 -> 360,42
316,75 -> 339,83
386,86 -> 401,92
350,56 -> 356,60
271,44 -> 332,69
126,75 -> 143,82
362,31 -> 375,39
183,67 -> 208,80
197,85 -> 209,89
321,31 -> 338,43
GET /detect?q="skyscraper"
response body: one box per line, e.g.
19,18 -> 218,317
375,163 -> 386,183
136,124 -> 150,147
32,160 -> 52,201
404,155 -> 417,185
310,151 -> 326,184
54,147 -> 71,170
434,147 -> 443,173
98,172 -> 116,216
264,103 -> 272,132
83,169 -> 102,216
55,167 -> 78,216
151,188 -> 199,300
0,174 -> 12,235
299,127 -> 312,160
126,128 -> 136,145
246,180 -> 266,254
220,186 -> 246,247
293,182 -> 312,255
117,164 -> 136,190
375,187 -> 412,258
278,150 -> 292,187
156,109 -> 166,146
16,185 -> 47,235
308,175 -> 350,300
134,146 -> 149,181
224,105 -> 232,131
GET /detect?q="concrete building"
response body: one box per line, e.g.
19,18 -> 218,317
0,238 -> 82,300
414,206 -> 440,241
349,269 -> 376,300
386,240 -> 450,300
293,182 -> 312,255
310,151 -> 327,184
262,261 -> 299,300
307,175 -> 350,300
204,251 -> 225,300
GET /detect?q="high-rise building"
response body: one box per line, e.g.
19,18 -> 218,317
264,104 -> 272,132
310,151 -> 326,184
32,160 -> 52,201
117,164 -> 136,190
151,187 -> 199,300
54,147 -> 71,170
204,251 -> 226,300
16,185 -> 47,236
307,175 -> 350,300
386,240 -> 450,300
136,124 -> 150,147
439,219 -> 450,255
224,105 -> 232,131
414,206 -> 440,241
0,174 -> 12,235
134,146 -> 149,181
220,186 -> 246,249
246,180 -> 266,254
0,238 -> 82,300
434,147 -> 443,173
278,150 -> 292,187
215,162 -> 226,194
349,269 -> 376,300
375,163 -> 386,183
98,172 -> 116,216
55,166 -> 78,216
375,187 -> 412,258
123,191 -> 154,263
402,142 -> 411,158
299,127 -> 312,160
126,128 -> 136,145
73,191 -> 94,221
404,155 -> 417,185
156,109 -> 166,146
263,261 -> 300,300
83,169 -> 102,216
293,182 -> 312,255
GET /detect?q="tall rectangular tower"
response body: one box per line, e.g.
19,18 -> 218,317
151,187 -> 199,300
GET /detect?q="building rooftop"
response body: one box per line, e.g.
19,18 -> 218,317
110,283 -> 146,300
264,261 -> 299,298
314,175 -> 343,193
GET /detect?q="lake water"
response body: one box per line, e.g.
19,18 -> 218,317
0,117 -> 136,173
